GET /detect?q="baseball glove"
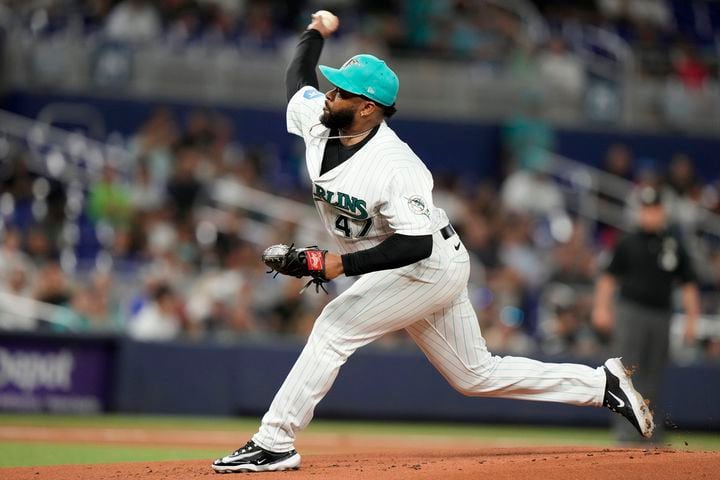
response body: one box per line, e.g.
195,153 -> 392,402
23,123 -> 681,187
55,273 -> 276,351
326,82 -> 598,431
262,244 -> 329,293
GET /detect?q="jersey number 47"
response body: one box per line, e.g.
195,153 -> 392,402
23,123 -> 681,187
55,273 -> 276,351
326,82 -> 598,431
335,215 -> 372,239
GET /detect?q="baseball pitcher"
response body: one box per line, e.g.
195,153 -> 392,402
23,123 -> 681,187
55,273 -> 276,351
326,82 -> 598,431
212,12 -> 654,473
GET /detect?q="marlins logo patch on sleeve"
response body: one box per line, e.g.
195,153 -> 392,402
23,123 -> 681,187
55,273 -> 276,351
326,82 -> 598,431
407,195 -> 430,218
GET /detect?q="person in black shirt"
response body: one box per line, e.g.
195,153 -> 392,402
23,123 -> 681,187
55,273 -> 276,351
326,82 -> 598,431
593,185 -> 700,444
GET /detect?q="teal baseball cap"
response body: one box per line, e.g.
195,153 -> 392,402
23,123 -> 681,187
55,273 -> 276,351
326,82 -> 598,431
319,54 -> 399,107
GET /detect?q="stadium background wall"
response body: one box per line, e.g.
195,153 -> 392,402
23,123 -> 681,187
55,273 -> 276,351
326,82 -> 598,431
0,332 -> 718,430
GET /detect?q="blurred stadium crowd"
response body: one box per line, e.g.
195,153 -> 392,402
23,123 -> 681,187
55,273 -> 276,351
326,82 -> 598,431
1,0 -> 719,364
2,0 -> 718,86
2,104 -> 720,363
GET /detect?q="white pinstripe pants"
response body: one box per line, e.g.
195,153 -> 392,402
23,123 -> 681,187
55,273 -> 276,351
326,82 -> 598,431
253,231 -> 606,452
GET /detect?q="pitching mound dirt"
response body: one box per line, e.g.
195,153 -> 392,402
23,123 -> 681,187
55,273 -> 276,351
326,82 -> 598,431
3,447 -> 720,480
1,424 -> 719,479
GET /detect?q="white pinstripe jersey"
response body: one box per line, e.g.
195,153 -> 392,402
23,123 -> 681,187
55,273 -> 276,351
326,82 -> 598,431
287,86 -> 449,254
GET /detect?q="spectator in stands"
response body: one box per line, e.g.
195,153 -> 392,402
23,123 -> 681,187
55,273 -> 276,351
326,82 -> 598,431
598,143 -> 635,246
263,277 -> 308,335
1,264 -> 32,299
88,164 -> 133,229
207,115 -> 240,165
492,214 -> 545,339
0,227 -> 32,282
539,283 -> 599,358
482,305 -> 535,355
166,144 -> 205,222
0,154 -> 36,226
603,143 -> 635,182
0,264 -> 34,330
664,153 -> 703,234
187,245 -> 260,338
50,286 -> 94,332
128,282 -> 182,341
402,0 -> 444,52
129,160 -> 165,212
501,167 -> 565,218
105,0 -> 161,44
82,0 -> 115,30
499,213 -> 549,291
432,174 -> 467,225
129,107 -> 178,188
671,41 -> 710,91
501,91 -> 555,170
635,157 -> 662,188
164,0 -> 204,43
238,0 -> 279,50
634,23 -> 671,78
550,220 -> 597,286
201,0 -> 241,44
181,109 -> 217,150
662,41 -> 709,126
142,209 -> 191,287
89,270 -> 126,331
108,228 -> 137,266
501,94 -> 563,218
43,177 -> 67,240
211,154 -> 255,207
452,3 -> 514,62
666,153 -> 699,197
540,221 -> 600,357
462,211 -> 501,272
33,260 -> 72,306
537,36 -> 585,99
597,0 -> 673,31
25,223 -> 57,261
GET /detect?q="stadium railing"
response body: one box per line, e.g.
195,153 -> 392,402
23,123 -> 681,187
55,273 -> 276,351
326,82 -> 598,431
0,290 -> 77,331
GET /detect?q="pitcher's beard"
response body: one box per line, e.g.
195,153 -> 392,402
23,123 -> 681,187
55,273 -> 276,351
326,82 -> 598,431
320,106 -> 355,130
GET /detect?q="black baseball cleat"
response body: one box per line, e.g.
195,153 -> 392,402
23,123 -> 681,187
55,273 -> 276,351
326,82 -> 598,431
212,440 -> 301,473
603,358 -> 655,439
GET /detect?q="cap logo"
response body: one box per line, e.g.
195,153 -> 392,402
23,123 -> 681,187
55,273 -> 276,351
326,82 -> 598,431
367,87 -> 375,94
342,58 -> 360,69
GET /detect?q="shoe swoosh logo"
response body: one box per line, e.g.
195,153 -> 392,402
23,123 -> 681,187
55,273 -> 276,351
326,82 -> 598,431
228,450 -> 257,461
454,243 -> 461,250
609,391 -> 625,408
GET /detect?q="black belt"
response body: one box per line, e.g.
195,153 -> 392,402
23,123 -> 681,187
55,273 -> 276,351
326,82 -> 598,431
440,224 -> 456,240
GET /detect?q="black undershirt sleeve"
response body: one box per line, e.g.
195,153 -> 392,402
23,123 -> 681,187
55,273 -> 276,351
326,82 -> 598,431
286,29 -> 324,101
341,234 -> 433,277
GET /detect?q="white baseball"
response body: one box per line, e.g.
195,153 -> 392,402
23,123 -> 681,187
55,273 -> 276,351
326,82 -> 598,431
315,10 -> 339,31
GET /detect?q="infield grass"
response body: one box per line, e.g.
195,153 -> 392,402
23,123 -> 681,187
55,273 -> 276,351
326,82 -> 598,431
0,414 -> 718,468
0,442 -> 220,467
